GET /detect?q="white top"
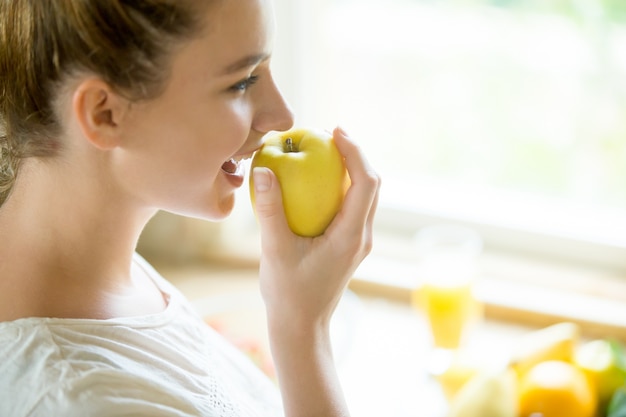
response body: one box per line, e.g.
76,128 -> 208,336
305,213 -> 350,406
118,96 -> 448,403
0,254 -> 283,417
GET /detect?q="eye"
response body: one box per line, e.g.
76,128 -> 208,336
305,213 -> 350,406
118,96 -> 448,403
230,75 -> 259,93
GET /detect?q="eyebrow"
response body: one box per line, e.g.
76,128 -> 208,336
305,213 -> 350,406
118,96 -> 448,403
221,53 -> 270,75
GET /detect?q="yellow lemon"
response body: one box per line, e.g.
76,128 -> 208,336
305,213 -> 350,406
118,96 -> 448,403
509,322 -> 580,379
518,360 -> 596,417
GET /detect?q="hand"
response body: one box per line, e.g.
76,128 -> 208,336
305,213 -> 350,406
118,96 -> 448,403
252,126 -> 380,416
252,126 -> 380,329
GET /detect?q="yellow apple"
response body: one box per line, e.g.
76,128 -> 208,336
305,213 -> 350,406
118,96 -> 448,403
249,128 -> 348,237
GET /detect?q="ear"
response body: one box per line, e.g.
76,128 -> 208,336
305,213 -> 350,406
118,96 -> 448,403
72,78 -> 129,150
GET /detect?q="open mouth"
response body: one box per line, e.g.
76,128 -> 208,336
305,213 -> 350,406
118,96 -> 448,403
221,154 -> 253,176
221,158 -> 239,174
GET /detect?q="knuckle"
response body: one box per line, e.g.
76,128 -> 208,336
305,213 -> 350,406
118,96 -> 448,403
339,230 -> 373,260
361,235 -> 374,256
363,170 -> 381,189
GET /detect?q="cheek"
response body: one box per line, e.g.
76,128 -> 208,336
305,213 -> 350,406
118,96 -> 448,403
207,101 -> 254,153
127,96 -> 252,176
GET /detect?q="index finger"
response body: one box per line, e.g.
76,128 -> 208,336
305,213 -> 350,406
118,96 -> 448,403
331,127 -> 381,237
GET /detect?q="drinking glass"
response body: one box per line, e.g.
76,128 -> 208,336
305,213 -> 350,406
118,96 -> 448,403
411,224 -> 484,373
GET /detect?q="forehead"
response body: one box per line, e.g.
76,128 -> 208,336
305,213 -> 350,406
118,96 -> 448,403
182,0 -> 275,76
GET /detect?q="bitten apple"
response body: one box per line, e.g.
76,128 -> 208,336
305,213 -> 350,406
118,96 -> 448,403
249,128 -> 348,237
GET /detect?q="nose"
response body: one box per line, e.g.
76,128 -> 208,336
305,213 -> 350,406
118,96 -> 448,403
252,74 -> 295,134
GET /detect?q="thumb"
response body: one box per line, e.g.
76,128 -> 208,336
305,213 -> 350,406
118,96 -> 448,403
252,167 -> 291,243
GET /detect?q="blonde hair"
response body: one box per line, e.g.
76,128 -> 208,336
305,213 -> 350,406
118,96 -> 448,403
0,0 -> 209,206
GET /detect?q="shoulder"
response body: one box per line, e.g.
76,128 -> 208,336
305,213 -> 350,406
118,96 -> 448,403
17,372 -> 201,417
0,320 -> 199,417
0,320 -> 63,416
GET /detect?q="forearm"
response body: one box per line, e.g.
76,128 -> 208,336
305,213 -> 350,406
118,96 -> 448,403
253,127 -> 380,417
268,317 -> 350,417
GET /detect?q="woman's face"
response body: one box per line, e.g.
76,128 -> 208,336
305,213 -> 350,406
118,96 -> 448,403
112,0 -> 293,220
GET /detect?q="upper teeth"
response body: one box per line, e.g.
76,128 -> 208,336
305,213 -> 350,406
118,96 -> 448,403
231,154 -> 252,163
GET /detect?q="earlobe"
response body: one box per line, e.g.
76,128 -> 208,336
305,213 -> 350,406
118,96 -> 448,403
72,79 -> 126,150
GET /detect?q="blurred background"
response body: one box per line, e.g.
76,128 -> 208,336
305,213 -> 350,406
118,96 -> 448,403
135,2 -> 626,414
139,0 -> 626,272
287,0 -> 626,214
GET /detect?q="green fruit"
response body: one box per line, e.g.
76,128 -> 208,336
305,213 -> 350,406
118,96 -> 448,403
608,386 -> 626,417
575,339 -> 626,413
447,369 -> 518,417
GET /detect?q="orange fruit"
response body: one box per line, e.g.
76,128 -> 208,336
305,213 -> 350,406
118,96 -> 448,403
518,360 -> 597,417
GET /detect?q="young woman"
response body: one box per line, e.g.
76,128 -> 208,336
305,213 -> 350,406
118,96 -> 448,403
0,0 -> 380,416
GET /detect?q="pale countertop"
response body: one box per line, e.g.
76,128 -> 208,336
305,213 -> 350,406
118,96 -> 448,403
156,263 -> 535,417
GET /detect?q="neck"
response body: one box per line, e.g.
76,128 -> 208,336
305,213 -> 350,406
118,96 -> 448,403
0,157 -> 160,320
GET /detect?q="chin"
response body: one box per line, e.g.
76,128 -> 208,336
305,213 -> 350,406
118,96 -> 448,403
215,195 -> 236,219
160,181 -> 238,221
195,195 -> 236,221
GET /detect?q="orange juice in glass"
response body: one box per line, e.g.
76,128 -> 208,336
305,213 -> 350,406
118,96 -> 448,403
412,225 -> 483,353
415,270 -> 481,349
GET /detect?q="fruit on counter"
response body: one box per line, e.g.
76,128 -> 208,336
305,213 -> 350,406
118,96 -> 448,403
608,386 -> 626,417
518,360 -> 596,417
508,322 -> 580,378
432,352 -> 483,402
439,322 -> 624,417
446,369 -> 518,417
249,128 -> 348,237
575,339 -> 626,414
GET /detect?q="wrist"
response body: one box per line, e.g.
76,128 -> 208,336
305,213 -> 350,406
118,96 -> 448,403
266,313 -> 349,417
266,309 -> 332,349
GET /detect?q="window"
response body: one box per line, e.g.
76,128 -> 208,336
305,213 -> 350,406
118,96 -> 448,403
271,0 -> 626,271
138,0 -> 626,337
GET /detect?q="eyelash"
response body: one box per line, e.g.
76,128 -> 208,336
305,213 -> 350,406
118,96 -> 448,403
230,75 -> 259,92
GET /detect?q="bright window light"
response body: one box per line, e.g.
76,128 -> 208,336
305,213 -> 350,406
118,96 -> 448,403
272,0 -> 626,263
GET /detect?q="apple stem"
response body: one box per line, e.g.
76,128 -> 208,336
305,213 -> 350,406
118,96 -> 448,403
285,137 -> 297,153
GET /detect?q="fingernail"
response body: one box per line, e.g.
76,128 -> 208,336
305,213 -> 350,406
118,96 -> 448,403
336,125 -> 348,137
253,167 -> 271,192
